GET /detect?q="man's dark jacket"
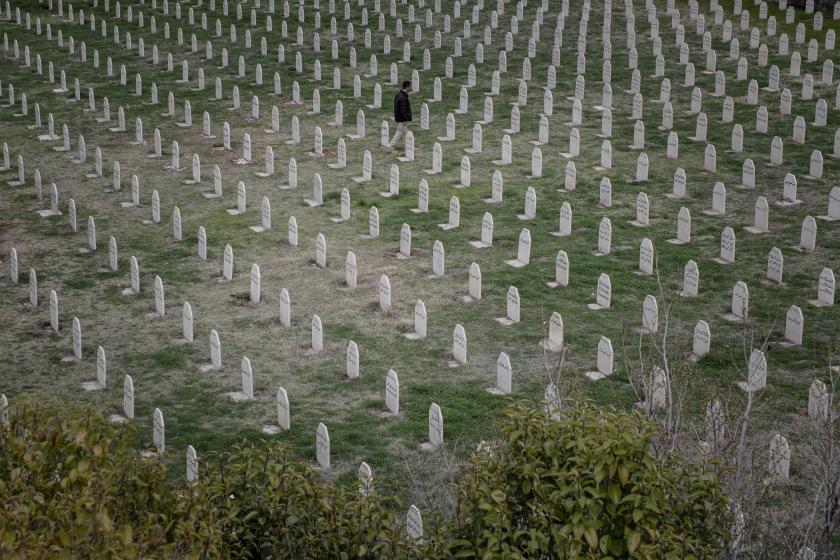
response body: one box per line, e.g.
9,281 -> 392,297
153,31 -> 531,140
394,90 -> 412,122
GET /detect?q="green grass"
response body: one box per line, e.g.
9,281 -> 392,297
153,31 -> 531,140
0,0 -> 838,508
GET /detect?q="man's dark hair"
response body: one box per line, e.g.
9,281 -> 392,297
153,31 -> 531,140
402,80 -> 412,89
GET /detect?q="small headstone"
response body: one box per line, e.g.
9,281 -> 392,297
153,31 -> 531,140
378,275 -> 392,312
640,295 -> 659,334
49,290 -> 59,332
465,263 -> 482,302
768,434 -> 790,481
152,408 -> 165,455
690,320 -> 711,361
82,346 -> 107,391
808,380 -> 829,420
346,341 -> 360,379
715,227 -> 736,264
518,187 -> 537,220
427,403 -> 444,446
452,324 -> 467,364
311,314 -> 323,353
596,218 -> 612,256
587,273 -> 612,311
799,216 -> 817,252
505,229 -> 531,268
407,505 -> 423,541
818,187 -> 840,221
385,369 -> 400,414
781,305 -> 804,346
487,352 -> 512,395
495,286 -> 521,325
638,238 -> 655,276
669,207 -> 692,244
405,300 -> 427,340
438,196 -> 461,232
765,247 -> 784,284
316,423 -> 330,469
278,289 -> 292,328
367,207 -> 380,239
180,302 -> 194,343
727,281 -> 750,321
681,260 -> 700,298
585,336 -> 614,380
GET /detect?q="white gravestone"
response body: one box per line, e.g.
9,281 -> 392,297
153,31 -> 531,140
585,336 -> 614,380
541,312 -> 565,352
385,370 -> 400,414
495,286 -> 521,326
737,349 -> 767,392
690,321 -> 711,361
588,273 -> 612,310
316,423 -> 330,469
427,403 -> 443,446
727,281 -> 750,321
452,324 -> 467,364
781,305 -> 804,346
505,229 -> 531,268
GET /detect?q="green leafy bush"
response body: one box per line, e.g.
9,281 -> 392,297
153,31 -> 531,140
0,399 -> 729,558
0,400 -> 193,558
445,403 -> 730,559
185,443 -> 426,559
0,399 -> 426,559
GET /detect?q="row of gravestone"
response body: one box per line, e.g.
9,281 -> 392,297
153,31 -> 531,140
3,0 -> 832,402
3,0 -> 832,360
11,0 -> 832,189
9,0 -> 836,480
3,0 -> 836,544
13,0 -> 840,199
3,5 -> 836,402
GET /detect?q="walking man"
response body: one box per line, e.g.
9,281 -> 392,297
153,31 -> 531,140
388,80 -> 413,151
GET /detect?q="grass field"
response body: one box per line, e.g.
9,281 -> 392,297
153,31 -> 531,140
0,0 -> 838,514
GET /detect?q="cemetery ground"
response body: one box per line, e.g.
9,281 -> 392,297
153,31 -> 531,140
0,0 -> 839,552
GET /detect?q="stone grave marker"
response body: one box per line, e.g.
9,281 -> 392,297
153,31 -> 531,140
464,263 -> 482,302
487,352 -> 512,395
765,247 -> 784,284
518,188 -> 537,220
540,312 -> 565,352
727,281 -> 750,321
781,305 -> 804,346
808,380 -> 829,420
818,187 -> 840,221
669,207 -> 692,244
584,336 -> 614,380
407,506 -> 423,542
681,260 -> 700,297
346,341 -> 360,379
82,346 -> 107,390
588,273 -> 612,310
352,151 -> 373,183
690,320 -> 711,361
383,369 -> 400,415
505,229 -> 531,268
596,218 -> 612,256
799,216 -> 817,252
452,324 -> 467,364
716,227 -> 736,264
638,238 -> 654,276
736,349 -> 768,392
495,286 -> 521,325
152,408 -> 165,456
316,423 -> 330,469
249,264 -> 261,304
427,403 -> 444,446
